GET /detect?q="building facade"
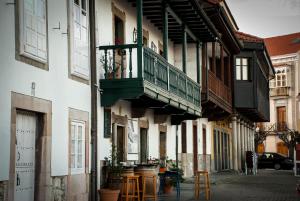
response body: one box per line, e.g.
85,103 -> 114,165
260,33 -> 300,156
0,0 -> 275,201
233,32 -> 274,171
0,0 -> 92,200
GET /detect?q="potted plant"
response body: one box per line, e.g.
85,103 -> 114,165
163,159 -> 184,194
159,157 -> 167,173
98,145 -> 122,201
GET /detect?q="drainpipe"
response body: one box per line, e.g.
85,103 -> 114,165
89,0 -> 98,200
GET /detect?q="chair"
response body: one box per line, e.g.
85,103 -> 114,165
121,175 -> 140,201
194,171 -> 210,200
141,175 -> 157,201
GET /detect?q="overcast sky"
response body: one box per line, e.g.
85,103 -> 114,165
226,0 -> 300,38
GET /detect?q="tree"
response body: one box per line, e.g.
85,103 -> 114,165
278,130 -> 300,158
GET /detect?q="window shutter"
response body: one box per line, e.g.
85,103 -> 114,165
24,0 -> 38,56
21,0 -> 47,62
71,1 -> 89,79
36,0 -> 47,60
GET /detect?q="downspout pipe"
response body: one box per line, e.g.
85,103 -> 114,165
89,0 -> 98,200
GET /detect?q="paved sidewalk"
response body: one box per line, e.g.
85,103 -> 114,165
158,170 -> 300,201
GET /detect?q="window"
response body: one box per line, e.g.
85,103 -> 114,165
71,121 -> 85,174
70,0 -> 89,79
236,58 -> 249,80
270,68 -> 289,88
19,0 -> 47,62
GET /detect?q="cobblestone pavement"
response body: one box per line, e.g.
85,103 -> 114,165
158,170 -> 300,201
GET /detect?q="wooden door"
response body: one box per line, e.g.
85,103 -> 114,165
203,128 -> 207,155
193,125 -> 198,174
114,15 -> 125,78
117,125 -> 125,162
140,128 -> 148,163
181,122 -> 187,153
159,132 -> 167,160
277,142 -> 288,156
15,112 -> 37,201
277,106 -> 286,131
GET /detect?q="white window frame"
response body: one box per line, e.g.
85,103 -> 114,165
271,67 -> 289,88
19,0 -> 48,63
70,120 -> 86,175
69,0 -> 90,80
236,57 -> 249,81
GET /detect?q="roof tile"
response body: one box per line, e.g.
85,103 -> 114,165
264,32 -> 300,56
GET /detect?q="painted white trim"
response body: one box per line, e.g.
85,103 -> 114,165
70,120 -> 86,175
19,0 -> 48,63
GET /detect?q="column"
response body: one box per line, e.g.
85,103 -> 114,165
232,115 -> 238,171
162,3 -> 168,60
240,120 -> 244,170
196,42 -> 201,84
182,26 -> 187,74
136,0 -> 143,78
237,118 -> 241,171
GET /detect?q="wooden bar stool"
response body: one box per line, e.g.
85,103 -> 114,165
121,175 -> 140,201
141,175 -> 157,201
194,171 -> 210,200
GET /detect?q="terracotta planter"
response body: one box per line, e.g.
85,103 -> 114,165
163,184 -> 173,194
159,167 -> 167,173
98,189 -> 120,201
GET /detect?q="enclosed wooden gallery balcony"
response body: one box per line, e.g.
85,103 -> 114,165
234,32 -> 275,122
200,2 -> 241,121
99,0 -> 219,124
201,42 -> 234,120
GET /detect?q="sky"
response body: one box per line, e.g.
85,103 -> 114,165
226,0 -> 300,38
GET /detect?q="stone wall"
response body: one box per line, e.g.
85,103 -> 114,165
179,153 -> 194,177
0,181 -> 8,201
198,154 -> 211,172
51,176 -> 67,201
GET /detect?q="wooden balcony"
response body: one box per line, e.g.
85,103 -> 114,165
202,71 -> 232,120
270,87 -> 289,97
99,45 -> 201,123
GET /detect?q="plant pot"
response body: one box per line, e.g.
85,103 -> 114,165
163,184 -> 173,194
98,189 -> 120,201
159,167 -> 167,173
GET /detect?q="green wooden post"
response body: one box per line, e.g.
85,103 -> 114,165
196,41 -> 201,84
136,0 -> 143,78
182,25 -> 187,74
163,3 -> 168,61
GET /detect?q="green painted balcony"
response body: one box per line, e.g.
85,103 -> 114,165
99,44 -> 201,121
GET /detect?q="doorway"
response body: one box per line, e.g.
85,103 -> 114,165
116,125 -> 125,162
159,132 -> 167,160
277,106 -> 286,131
14,111 -> 38,201
193,124 -> 198,174
140,128 -> 148,163
113,14 -> 125,78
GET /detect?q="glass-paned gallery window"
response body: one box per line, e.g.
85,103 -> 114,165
236,58 -> 249,80
270,68 -> 289,88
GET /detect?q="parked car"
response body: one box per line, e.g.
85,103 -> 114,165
257,152 -> 294,170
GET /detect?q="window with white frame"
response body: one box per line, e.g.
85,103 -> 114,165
70,0 -> 90,79
270,68 -> 288,88
19,0 -> 47,62
71,120 -> 85,174
236,58 -> 249,80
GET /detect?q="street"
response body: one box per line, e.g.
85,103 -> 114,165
159,170 -> 300,201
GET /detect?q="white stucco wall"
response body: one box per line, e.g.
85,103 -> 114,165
0,0 -> 91,180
